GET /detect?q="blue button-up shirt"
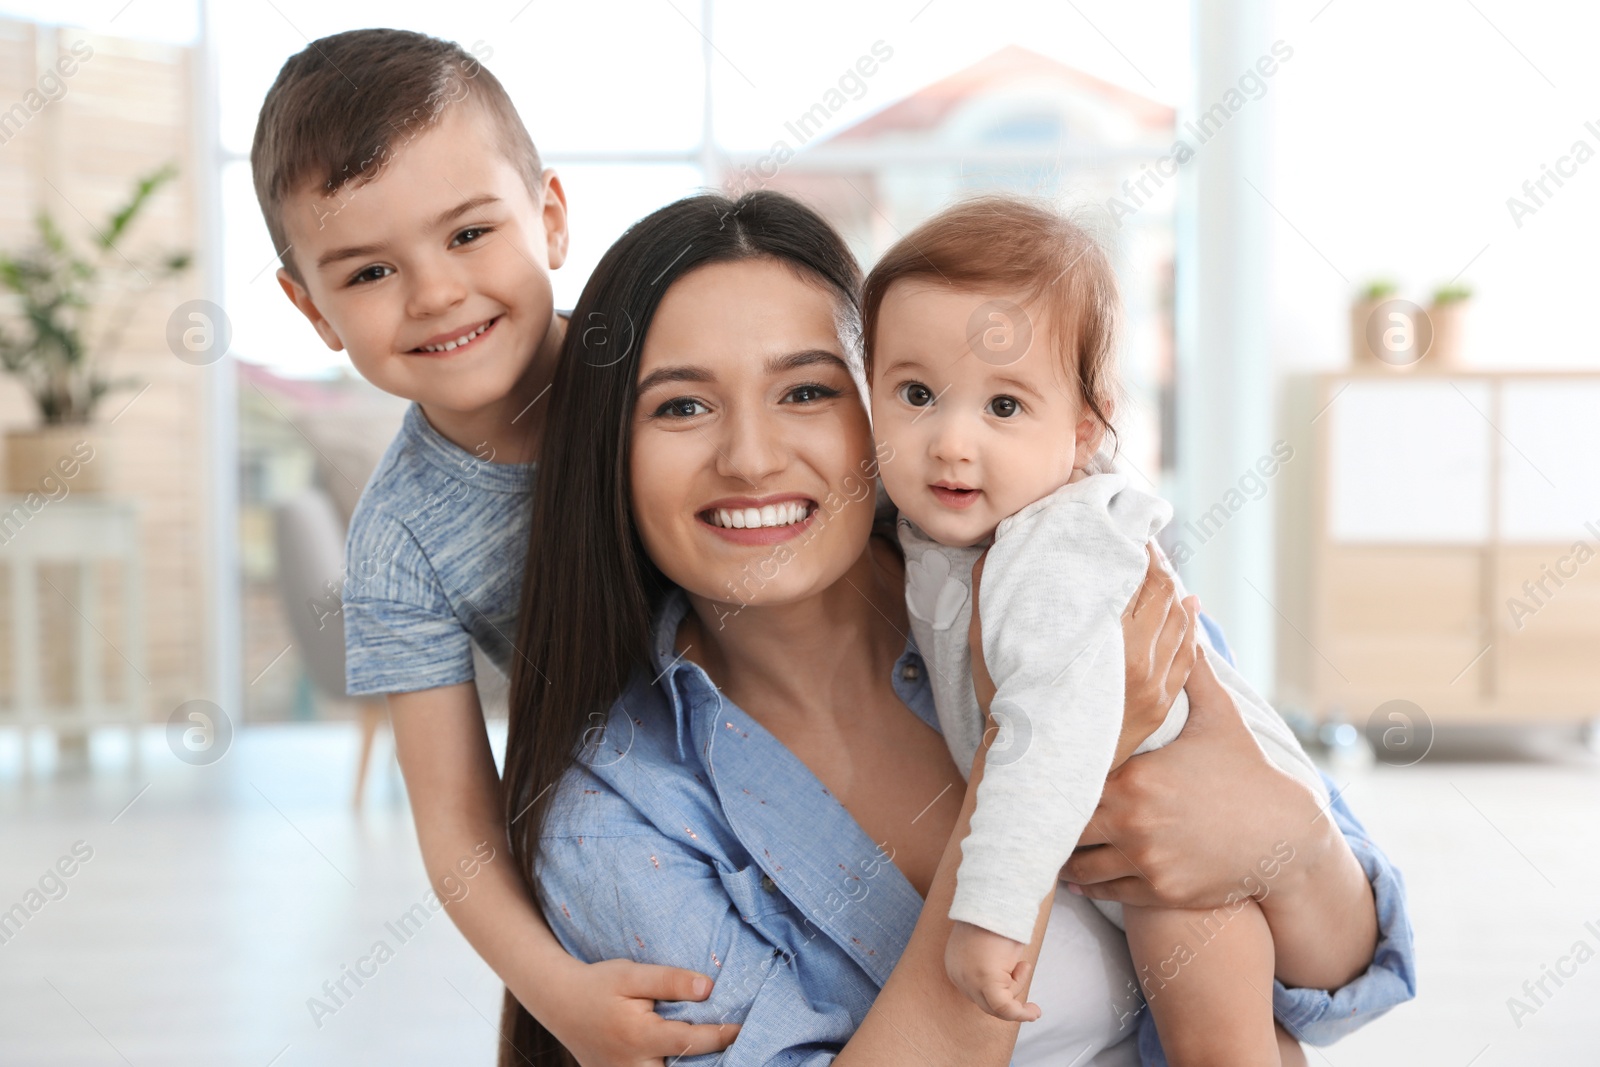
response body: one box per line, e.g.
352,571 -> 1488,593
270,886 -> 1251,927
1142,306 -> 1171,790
534,589 -> 1416,1066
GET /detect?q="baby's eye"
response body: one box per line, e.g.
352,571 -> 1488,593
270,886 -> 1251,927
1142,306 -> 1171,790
451,226 -> 492,247
987,396 -> 1022,419
898,382 -> 934,407
347,264 -> 393,287
652,396 -> 710,419
784,382 -> 840,404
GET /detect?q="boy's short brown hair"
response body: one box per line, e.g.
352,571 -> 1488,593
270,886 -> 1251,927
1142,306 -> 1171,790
861,195 -> 1121,451
251,28 -> 543,283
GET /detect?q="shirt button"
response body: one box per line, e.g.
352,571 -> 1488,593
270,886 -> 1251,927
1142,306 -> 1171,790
761,875 -> 777,892
901,662 -> 920,681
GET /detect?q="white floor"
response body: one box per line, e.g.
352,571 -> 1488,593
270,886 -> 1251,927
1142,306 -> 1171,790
1,723 -> 1598,1066
0,725 -> 505,1066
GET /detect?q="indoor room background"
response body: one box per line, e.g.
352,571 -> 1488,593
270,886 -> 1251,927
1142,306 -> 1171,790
1,0 -> 1596,1063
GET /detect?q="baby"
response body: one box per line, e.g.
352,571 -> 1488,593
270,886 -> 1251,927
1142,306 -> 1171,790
862,196 -> 1329,1066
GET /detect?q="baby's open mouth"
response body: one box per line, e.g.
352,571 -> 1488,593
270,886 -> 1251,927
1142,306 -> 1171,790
700,500 -> 816,530
930,484 -> 980,508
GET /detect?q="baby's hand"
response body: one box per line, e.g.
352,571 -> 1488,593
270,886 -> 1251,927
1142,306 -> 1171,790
944,920 -> 1041,1022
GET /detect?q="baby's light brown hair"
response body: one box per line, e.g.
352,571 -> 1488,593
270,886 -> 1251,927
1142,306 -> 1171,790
861,195 -> 1122,455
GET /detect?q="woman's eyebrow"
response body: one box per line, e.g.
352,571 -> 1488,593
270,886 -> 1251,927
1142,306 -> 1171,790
635,350 -> 847,394
636,365 -> 714,394
766,349 -> 850,375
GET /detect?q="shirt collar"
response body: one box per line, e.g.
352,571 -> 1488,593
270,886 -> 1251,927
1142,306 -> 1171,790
643,584 -> 940,989
647,585 -> 939,758
649,588 -> 709,763
404,402 -> 537,493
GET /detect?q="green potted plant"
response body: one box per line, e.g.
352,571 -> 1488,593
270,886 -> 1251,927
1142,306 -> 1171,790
1350,278 -> 1398,367
1427,283 -> 1472,368
0,164 -> 191,493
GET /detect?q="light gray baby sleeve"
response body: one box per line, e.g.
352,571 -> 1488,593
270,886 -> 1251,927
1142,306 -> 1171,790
947,472 -> 1186,943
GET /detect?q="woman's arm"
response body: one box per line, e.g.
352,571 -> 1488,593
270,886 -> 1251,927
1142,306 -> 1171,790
832,726 -> 1049,1067
1064,652 -> 1417,1041
1066,652 -> 1376,982
535,733 -> 1045,1067
386,683 -> 739,1065
970,544 -> 1412,1044
528,549 -> 1207,1066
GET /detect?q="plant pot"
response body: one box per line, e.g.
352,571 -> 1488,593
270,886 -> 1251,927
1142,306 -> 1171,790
1349,298 -> 1389,368
1352,296 -> 1438,371
4,425 -> 109,495
1427,301 -> 1469,368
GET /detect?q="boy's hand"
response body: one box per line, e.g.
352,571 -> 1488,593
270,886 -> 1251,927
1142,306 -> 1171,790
943,920 -> 1041,1023
544,958 -> 739,1066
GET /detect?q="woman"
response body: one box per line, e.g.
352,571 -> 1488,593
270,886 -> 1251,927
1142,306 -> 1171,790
500,191 -> 1414,1066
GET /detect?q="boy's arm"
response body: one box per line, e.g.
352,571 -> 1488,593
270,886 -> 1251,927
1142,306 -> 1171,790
386,681 -> 740,1064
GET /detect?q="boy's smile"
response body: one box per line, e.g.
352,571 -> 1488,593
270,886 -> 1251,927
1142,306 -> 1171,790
409,315 -> 500,356
274,101 -> 568,449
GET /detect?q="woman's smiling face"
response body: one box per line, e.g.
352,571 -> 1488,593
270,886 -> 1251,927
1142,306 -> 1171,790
629,257 -> 878,613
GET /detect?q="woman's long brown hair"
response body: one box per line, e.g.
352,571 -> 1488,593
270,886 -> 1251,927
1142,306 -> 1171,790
496,191 -> 862,1065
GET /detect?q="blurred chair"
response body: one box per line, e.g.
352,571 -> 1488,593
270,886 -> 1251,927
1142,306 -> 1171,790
272,485 -> 511,807
273,487 -> 387,806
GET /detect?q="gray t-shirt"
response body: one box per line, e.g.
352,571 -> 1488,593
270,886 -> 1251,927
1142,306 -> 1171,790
342,402 -> 534,696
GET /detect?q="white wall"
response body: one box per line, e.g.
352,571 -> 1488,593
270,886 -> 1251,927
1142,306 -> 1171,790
1265,0 -> 1598,372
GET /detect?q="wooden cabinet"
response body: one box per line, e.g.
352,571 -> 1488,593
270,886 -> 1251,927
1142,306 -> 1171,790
1278,371 -> 1600,725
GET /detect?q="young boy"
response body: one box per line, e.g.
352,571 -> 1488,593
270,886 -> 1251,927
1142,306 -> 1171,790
251,28 -> 737,1063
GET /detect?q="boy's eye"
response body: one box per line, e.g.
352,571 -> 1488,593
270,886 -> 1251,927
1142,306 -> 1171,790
651,397 -> 710,419
898,382 -> 934,408
347,264 -> 393,286
451,226 -> 492,247
987,396 -> 1021,419
783,382 -> 840,404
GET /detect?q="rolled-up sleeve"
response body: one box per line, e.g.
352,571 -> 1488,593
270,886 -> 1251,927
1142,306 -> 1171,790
535,825 -> 865,1066
1270,778 -> 1418,1043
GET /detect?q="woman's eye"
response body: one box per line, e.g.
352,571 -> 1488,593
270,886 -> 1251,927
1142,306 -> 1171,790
347,264 -> 393,286
652,397 -> 710,419
451,226 -> 492,247
987,396 -> 1021,419
898,382 -> 934,408
784,383 -> 840,404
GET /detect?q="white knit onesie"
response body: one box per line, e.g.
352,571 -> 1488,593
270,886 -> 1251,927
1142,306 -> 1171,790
900,471 -> 1328,941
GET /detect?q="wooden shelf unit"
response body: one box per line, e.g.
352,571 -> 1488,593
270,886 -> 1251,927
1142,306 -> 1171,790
1277,370 -> 1600,726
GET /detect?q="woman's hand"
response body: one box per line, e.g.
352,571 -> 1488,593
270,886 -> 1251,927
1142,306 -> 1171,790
1115,543 -> 1201,769
968,543 -> 1199,769
1064,647 -> 1317,909
1064,648 -> 1380,988
541,957 -> 740,1067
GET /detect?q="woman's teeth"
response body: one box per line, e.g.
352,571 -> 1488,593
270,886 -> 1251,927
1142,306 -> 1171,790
418,319 -> 493,352
709,502 -> 812,529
